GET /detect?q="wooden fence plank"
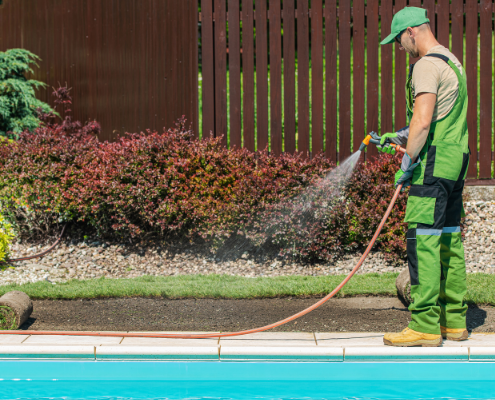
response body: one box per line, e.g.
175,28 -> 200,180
283,0 -> 296,154
436,0 -> 450,48
380,0 -> 394,137
269,0 -> 282,156
228,0 -> 241,148
148,0 -> 156,131
296,0 -> 310,156
338,0 -> 351,161
451,0 -> 464,64
242,0 -> 255,151
201,0 -> 215,138
407,0 -> 421,64
479,0 -> 492,178
214,0 -> 227,145
422,0 -> 436,37
352,0 -> 365,154
465,0 -> 478,178
394,0 -> 407,131
189,1 -> 200,137
1,0 -> 190,141
324,0 -> 337,162
407,0 -> 421,65
311,0 -> 324,156
86,0 -> 97,120
366,0 -> 379,160
255,0 -> 268,151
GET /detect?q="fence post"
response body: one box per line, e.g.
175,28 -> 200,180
228,0 -> 241,149
324,0 -> 337,162
242,0 -> 255,151
479,0 -> 493,179
283,0 -> 296,154
201,0 -> 215,139
338,0 -> 351,162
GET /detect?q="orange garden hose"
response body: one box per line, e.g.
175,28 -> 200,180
0,181 -> 404,339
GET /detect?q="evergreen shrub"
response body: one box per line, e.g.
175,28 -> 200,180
0,49 -> 55,138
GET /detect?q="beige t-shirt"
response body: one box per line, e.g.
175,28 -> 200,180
411,45 -> 463,122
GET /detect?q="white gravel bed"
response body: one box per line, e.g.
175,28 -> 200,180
463,201 -> 495,273
1,200 -> 493,286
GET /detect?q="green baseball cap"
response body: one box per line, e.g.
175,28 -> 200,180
380,7 -> 430,45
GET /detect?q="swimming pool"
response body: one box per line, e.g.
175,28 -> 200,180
1,361 -> 494,400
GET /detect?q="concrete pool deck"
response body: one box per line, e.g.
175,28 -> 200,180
0,332 -> 494,361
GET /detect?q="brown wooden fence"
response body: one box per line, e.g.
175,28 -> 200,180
0,0 -> 198,142
1,1 -> 494,183
199,0 -> 495,183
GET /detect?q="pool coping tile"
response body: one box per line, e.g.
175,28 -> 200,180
1,332 -> 494,361
219,332 -> 317,347
469,347 -> 495,361
96,345 -> 220,360
220,346 -> 343,361
345,346 -> 469,361
0,344 -> 95,359
121,337 -> 219,346
220,332 -> 315,340
0,334 -> 30,344
23,334 -> 123,345
219,340 -> 317,347
315,332 -> 384,347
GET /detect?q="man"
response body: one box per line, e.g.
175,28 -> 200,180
378,7 -> 470,347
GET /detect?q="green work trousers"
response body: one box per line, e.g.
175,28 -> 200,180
405,150 -> 469,335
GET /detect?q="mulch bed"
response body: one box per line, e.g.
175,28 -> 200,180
19,297 -> 495,333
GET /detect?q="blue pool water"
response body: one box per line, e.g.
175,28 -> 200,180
0,361 -> 494,400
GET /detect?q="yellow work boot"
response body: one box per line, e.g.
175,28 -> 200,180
441,326 -> 469,341
383,327 -> 442,347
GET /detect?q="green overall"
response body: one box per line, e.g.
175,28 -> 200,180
404,53 -> 469,335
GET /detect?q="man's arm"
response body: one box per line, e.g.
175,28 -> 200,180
406,92 -> 437,161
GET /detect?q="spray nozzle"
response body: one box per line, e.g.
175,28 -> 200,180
359,134 -> 372,151
359,132 -> 380,151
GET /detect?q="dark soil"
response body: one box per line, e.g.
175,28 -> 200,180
20,297 -> 495,332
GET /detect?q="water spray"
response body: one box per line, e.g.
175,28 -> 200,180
0,134 -> 407,339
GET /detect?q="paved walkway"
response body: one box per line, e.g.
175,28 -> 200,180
0,332 -> 494,361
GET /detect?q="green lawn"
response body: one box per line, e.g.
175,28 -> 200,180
1,273 -> 494,305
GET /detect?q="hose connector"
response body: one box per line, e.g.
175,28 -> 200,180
359,134 -> 372,151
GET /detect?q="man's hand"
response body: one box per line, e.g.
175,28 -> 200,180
370,132 -> 396,154
378,133 -> 398,154
395,153 -> 421,190
380,133 -> 399,145
406,92 -> 436,161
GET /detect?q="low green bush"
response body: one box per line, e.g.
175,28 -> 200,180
0,212 -> 14,263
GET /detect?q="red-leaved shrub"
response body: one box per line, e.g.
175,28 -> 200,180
0,119 -> 334,244
238,153 -> 408,262
0,109 -> 408,261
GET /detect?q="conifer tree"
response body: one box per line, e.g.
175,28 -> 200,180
0,49 -> 54,138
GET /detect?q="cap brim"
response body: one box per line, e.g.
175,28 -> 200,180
380,32 -> 399,45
